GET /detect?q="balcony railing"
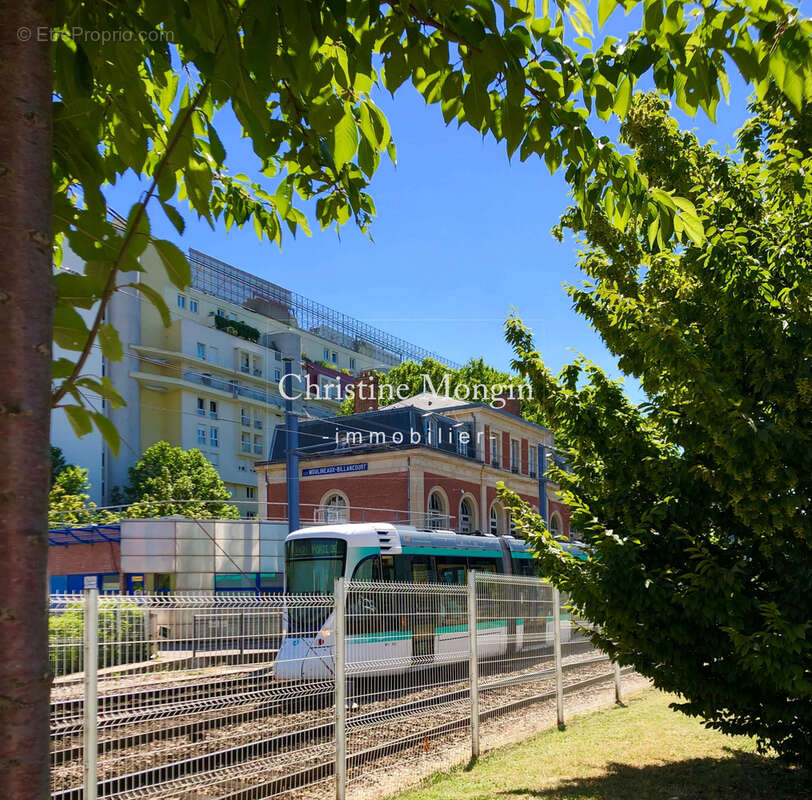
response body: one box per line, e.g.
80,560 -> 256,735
183,370 -> 286,409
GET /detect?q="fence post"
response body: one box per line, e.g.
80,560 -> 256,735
552,587 -> 564,729
83,576 -> 99,800
614,660 -> 623,704
334,577 -> 347,800
467,572 -> 480,759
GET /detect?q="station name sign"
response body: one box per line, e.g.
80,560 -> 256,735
301,463 -> 368,477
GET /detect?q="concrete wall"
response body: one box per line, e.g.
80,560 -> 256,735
120,518 -> 288,593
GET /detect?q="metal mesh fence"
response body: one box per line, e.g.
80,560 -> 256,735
51,576 -> 628,800
50,592 -> 335,800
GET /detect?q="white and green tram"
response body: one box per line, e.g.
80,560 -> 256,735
275,523 -> 583,680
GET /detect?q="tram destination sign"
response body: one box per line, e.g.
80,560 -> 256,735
301,462 -> 368,477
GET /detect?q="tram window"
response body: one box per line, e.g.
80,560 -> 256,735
352,556 -> 382,581
381,555 -> 396,581
437,557 -> 467,585
512,557 -> 536,577
412,561 -> 430,583
468,557 -> 501,573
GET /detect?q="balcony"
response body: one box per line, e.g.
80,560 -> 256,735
183,370 -> 286,409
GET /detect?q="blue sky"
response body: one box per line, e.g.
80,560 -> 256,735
105,5 -> 808,406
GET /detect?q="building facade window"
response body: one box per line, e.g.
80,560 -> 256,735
323,348 -> 330,361
240,353 -> 250,373
177,294 -> 185,308
190,299 -> 198,312
209,427 -> 219,447
549,512 -> 563,538
529,446 -> 536,477
331,351 -> 338,364
197,427 -> 206,446
217,308 -> 225,317
197,397 -> 205,415
241,432 -> 251,453
246,486 -> 255,499
209,400 -> 217,419
252,356 -> 262,377
490,433 -> 499,467
274,368 -> 281,381
427,490 -> 447,529
197,342 -> 206,360
320,492 -> 348,523
489,504 -> 499,535
253,415 -> 263,430
459,497 -> 475,534
253,435 -> 263,455
511,439 -> 519,472
241,408 -> 250,426
349,357 -> 356,371
456,431 -> 468,456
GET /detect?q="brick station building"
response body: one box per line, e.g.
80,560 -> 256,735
255,385 -> 572,538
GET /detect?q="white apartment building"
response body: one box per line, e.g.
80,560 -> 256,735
52,243 -> 457,515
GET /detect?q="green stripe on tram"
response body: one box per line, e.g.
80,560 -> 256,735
434,620 -> 507,635
347,631 -> 412,644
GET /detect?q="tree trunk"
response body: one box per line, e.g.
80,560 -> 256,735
0,1 -> 54,797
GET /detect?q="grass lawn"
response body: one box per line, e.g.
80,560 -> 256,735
391,689 -> 810,800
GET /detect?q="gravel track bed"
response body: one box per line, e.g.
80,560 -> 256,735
50,650 -> 610,797
50,661 -> 275,704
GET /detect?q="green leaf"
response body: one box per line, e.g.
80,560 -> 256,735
98,324 -> 124,361
679,210 -> 705,245
598,0 -> 618,28
153,239 -> 191,289
332,106 -> 359,169
53,306 -> 90,351
76,376 -> 126,409
52,358 -> 75,380
207,122 -> 227,165
613,76 -> 633,118
91,412 -> 121,456
160,201 -> 186,235
127,282 -> 171,326
124,204 -> 151,260
54,272 -> 100,309
63,405 -> 93,438
650,187 -> 677,211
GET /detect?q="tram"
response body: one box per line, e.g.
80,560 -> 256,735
274,523 -> 584,680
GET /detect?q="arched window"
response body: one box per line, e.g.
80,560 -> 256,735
489,502 -> 502,536
459,497 -> 475,534
318,492 -> 348,523
549,512 -> 563,538
428,490 -> 446,529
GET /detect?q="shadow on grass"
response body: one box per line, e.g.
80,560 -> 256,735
497,749 -> 810,800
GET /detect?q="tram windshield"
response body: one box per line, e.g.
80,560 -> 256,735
285,538 -> 347,594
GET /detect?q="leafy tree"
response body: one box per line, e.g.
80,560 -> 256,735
48,466 -> 116,528
49,445 -> 69,486
499,92 -> 812,765
122,441 -> 240,519
2,0 -> 811,794
341,356 -> 542,421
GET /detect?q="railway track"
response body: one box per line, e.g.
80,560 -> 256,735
51,665 -> 277,728
51,653 -> 615,800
